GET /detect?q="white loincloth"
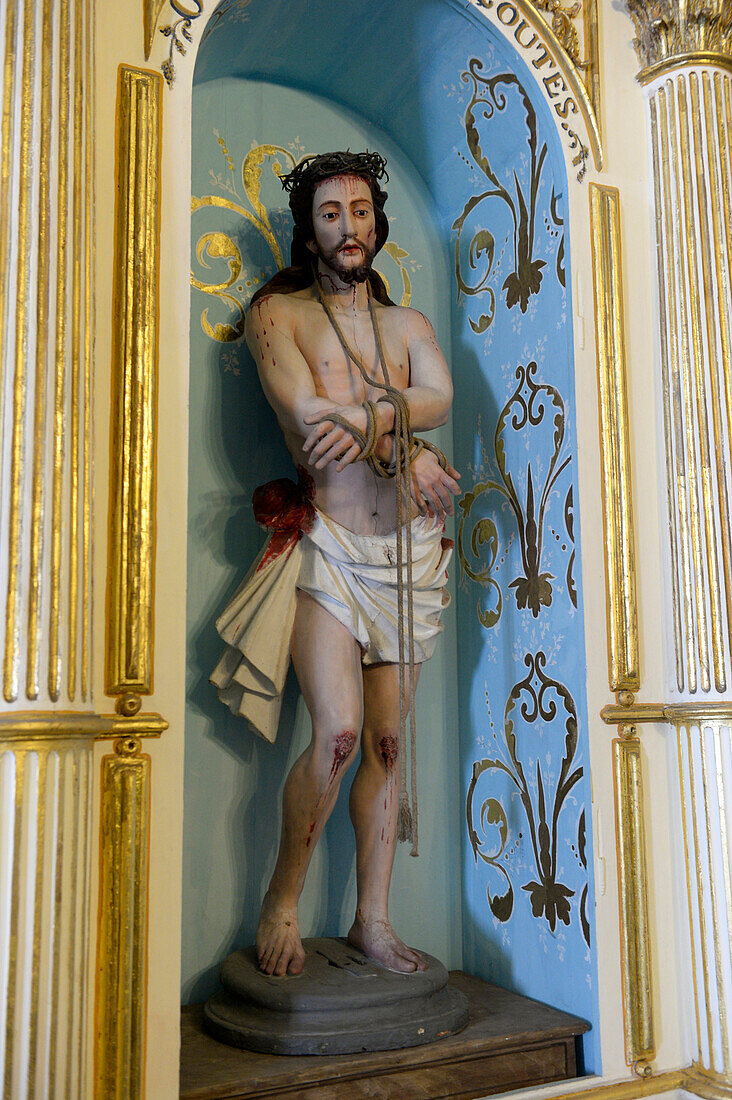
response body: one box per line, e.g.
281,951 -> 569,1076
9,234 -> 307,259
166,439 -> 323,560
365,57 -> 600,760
210,508 -> 452,743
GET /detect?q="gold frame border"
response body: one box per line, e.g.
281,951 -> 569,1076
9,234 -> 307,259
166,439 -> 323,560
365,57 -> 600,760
685,1065 -> 732,1100
534,1070 -> 684,1100
523,1068 -> 732,1100
583,0 -> 601,129
105,66 -> 162,697
613,733 -> 655,1071
94,735 -> 151,1100
601,702 -> 732,726
589,184 -> 640,692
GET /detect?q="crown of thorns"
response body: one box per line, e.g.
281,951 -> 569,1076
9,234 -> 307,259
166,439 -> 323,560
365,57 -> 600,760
280,151 -> 389,194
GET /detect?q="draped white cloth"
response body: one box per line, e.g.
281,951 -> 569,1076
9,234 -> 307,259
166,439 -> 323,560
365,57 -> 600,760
210,509 -> 452,743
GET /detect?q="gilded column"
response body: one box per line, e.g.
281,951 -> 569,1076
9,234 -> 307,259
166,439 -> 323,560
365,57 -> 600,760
625,2 -> 732,1092
0,0 -> 96,1095
626,2 -> 732,697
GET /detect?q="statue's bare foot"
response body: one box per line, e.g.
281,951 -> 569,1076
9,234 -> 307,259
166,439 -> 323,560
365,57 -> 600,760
256,892 -> 306,976
347,910 -> 427,973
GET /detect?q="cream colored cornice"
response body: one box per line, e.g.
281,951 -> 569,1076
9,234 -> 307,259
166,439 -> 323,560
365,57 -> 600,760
625,0 -> 732,74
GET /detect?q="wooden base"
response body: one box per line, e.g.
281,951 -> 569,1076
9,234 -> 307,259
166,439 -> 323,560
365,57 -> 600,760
181,971 -> 590,1099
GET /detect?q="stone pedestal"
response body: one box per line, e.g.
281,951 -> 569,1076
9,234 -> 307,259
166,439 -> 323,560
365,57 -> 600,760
204,938 -> 470,1056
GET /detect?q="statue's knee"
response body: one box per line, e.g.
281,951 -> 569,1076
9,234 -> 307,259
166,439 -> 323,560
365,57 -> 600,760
376,731 -> 399,772
324,726 -> 360,776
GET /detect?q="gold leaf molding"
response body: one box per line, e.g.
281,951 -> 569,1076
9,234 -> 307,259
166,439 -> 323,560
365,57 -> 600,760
590,184 -> 640,693
0,711 -> 168,742
106,67 -> 162,696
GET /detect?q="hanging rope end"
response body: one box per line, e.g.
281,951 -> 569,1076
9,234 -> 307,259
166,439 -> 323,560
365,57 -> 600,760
398,791 -> 413,844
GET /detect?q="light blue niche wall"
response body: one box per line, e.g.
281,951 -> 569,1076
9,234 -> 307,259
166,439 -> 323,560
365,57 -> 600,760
187,0 -> 600,1072
184,78 -> 462,1004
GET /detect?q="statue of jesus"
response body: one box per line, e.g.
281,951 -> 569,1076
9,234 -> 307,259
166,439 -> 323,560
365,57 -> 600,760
211,151 -> 460,979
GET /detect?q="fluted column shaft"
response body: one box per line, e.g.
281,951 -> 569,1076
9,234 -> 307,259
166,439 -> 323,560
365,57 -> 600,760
668,709 -> 732,1085
0,0 -> 96,1095
651,63 -> 732,1089
0,0 -> 95,708
648,61 -> 732,697
626,1 -> 732,1088
0,733 -> 93,1100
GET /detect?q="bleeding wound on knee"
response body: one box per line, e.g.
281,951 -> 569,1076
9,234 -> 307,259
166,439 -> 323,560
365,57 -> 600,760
331,729 -> 356,770
378,734 -> 398,770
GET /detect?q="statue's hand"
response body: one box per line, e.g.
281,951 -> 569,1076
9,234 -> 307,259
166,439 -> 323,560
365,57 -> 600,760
410,449 -> 461,521
302,405 -> 368,470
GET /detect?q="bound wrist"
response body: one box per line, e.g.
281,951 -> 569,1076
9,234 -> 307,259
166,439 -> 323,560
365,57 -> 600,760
376,401 -> 396,436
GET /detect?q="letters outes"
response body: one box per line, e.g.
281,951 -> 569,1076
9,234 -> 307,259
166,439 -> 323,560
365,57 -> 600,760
473,0 -> 588,169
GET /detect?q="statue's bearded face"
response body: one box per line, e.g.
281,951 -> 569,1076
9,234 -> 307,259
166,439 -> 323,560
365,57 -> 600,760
307,175 -> 377,285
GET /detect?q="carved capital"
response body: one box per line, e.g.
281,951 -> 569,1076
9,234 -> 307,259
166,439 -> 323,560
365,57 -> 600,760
625,0 -> 732,70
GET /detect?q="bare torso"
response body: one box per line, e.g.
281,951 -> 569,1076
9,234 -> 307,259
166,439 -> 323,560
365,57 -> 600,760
254,286 -> 415,535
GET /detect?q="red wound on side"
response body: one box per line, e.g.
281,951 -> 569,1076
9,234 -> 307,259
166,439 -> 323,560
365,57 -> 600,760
254,466 -> 316,571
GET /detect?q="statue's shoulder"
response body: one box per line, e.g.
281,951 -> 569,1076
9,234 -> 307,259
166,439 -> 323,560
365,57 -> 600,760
246,288 -> 316,343
247,290 -> 298,323
375,301 -> 431,333
249,286 -> 315,313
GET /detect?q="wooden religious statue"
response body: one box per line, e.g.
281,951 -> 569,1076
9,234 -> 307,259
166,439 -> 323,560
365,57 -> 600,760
212,151 -> 461,978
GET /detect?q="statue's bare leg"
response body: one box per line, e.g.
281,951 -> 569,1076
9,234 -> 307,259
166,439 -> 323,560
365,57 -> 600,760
347,662 -> 428,973
256,591 -> 363,976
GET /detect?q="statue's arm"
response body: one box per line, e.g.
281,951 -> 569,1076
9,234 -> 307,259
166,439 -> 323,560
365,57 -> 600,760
402,309 -> 454,431
303,308 -> 453,470
247,295 -> 392,470
245,295 -> 340,438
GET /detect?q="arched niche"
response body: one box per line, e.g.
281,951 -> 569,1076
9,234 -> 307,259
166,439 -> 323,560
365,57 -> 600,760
176,0 -> 602,1073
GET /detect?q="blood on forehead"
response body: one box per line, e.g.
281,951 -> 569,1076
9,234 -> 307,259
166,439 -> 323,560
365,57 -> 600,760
313,174 -> 372,202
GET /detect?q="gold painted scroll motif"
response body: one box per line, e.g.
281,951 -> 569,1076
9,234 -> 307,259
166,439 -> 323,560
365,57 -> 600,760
106,67 -> 162,697
589,184 -> 639,692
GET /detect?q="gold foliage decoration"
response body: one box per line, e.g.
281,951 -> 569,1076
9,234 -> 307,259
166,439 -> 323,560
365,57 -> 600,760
528,0 -> 601,122
191,232 -> 245,342
192,139 -> 415,343
532,0 -> 583,66
625,0 -> 732,69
